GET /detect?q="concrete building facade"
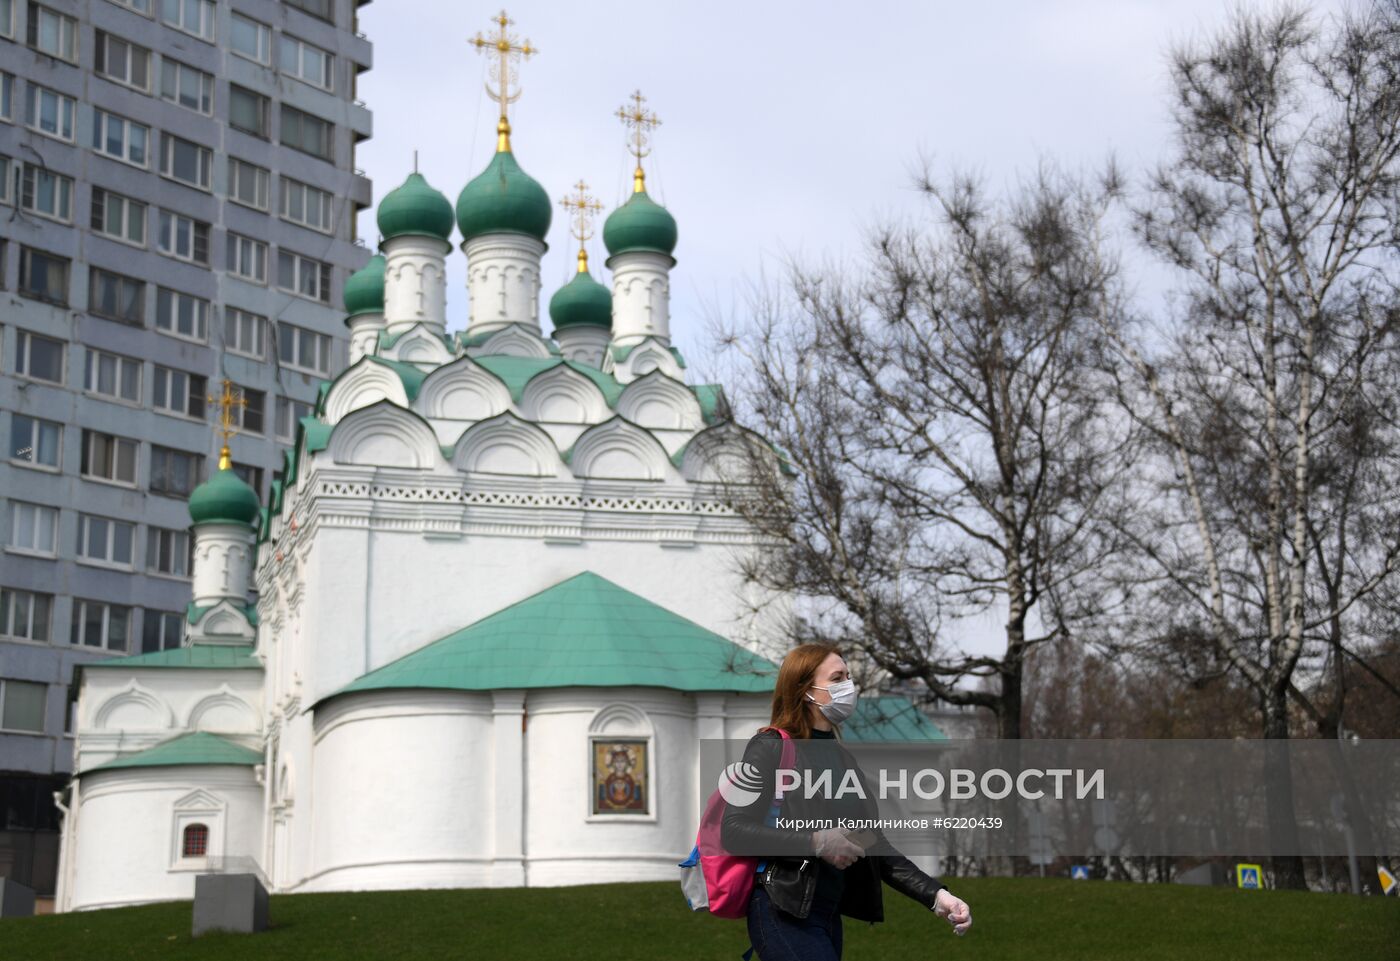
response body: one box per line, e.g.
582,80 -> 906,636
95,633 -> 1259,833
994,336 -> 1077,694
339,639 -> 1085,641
0,0 -> 373,902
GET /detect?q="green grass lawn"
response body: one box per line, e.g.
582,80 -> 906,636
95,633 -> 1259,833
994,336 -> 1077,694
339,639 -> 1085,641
5,878 -> 1397,961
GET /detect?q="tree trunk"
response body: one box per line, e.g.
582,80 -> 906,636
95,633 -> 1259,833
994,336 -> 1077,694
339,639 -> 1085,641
1262,685 -> 1307,890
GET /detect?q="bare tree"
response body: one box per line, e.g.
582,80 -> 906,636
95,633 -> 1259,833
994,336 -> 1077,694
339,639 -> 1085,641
1101,2 -> 1400,888
717,166 -> 1137,739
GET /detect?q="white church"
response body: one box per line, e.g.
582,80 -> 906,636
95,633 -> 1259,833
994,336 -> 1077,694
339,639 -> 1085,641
53,23 -> 942,913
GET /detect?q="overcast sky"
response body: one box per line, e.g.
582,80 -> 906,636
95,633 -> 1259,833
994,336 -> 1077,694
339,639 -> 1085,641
353,1 -> 1342,657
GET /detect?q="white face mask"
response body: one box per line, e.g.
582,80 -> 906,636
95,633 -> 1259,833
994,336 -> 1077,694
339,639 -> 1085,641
806,678 -> 858,724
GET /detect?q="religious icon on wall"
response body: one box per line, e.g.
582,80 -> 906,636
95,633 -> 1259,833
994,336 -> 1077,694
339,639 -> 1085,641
592,740 -> 648,814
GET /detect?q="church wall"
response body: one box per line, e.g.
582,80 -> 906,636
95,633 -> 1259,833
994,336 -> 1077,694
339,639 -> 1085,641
304,691 -> 495,891
75,670 -> 264,772
67,767 -> 262,911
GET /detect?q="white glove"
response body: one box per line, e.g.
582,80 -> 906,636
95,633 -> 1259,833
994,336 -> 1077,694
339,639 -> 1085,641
811,828 -> 863,869
933,888 -> 971,936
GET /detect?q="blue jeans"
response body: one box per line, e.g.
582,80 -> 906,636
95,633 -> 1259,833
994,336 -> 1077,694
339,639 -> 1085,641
746,884 -> 843,960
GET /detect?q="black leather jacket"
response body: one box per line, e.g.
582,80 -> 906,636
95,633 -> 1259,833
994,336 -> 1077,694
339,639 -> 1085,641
719,728 -> 948,922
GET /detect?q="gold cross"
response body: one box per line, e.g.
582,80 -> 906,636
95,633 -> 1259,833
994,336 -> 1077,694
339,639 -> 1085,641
205,378 -> 248,470
559,180 -> 604,273
471,10 -> 537,153
616,90 -> 661,193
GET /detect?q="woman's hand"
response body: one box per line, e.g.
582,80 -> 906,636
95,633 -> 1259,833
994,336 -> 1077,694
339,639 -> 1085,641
933,888 -> 971,936
811,828 -> 863,869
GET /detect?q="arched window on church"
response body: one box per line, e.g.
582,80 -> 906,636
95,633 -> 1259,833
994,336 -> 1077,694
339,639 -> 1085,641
182,823 -> 209,857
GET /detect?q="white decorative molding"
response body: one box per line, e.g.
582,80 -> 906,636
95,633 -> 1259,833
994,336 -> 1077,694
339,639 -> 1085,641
382,234 -> 449,335
681,423 -> 779,484
609,337 -> 684,385
326,400 -> 443,470
607,250 -> 673,347
347,313 -> 385,366
185,684 -> 260,733
588,702 -> 654,736
450,412 -> 562,477
468,324 -> 554,360
569,418 -> 673,481
520,364 -> 611,425
380,325 -> 454,367
93,680 -> 175,731
415,356 -> 512,422
616,370 -> 704,430
323,359 -> 412,425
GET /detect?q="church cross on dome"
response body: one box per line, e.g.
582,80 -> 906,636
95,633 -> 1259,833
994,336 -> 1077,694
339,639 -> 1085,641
470,10 -> 537,154
205,378 -> 248,470
560,180 -> 604,274
617,90 -> 661,193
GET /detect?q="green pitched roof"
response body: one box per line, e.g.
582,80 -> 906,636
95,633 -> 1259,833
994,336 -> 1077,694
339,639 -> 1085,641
473,356 -> 624,405
185,601 -> 258,628
83,732 -> 263,774
843,694 -> 948,742
324,572 -> 777,703
83,643 -> 262,670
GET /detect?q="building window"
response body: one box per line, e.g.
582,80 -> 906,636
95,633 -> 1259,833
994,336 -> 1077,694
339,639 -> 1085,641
277,252 -> 331,304
77,513 -> 136,567
150,445 -> 203,497
155,288 -> 209,341
106,0 -> 153,14
147,526 -> 192,577
226,233 -> 267,284
231,461 -> 263,496
0,156 -> 11,205
159,0 -> 214,41
81,429 -> 139,485
24,84 -> 75,141
7,501 -> 58,556
158,57 -> 212,115
160,133 -> 212,190
157,210 -> 210,265
0,0 -> 13,39
280,178 -> 333,233
232,388 -> 265,435
280,106 -> 332,161
71,599 -> 130,651
19,165 -> 72,222
26,3 -> 76,61
9,414 -> 61,470
228,158 -> 269,210
142,609 -> 183,652
152,366 -> 207,419
19,247 -> 69,305
277,322 -> 330,374
0,588 -> 53,642
84,347 -> 142,402
91,109 -> 151,167
88,267 -> 146,326
284,0 -> 333,23
276,397 -> 313,441
15,328 -> 65,382
280,34 -> 332,90
91,188 -> 147,246
181,823 -> 209,857
225,308 -> 267,359
95,31 -> 152,92
229,85 -> 269,138
0,679 -> 46,732
1,72 -> 14,121
230,12 -> 270,63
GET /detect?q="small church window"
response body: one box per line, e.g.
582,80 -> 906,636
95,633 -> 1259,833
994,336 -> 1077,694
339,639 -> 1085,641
182,823 -> 209,857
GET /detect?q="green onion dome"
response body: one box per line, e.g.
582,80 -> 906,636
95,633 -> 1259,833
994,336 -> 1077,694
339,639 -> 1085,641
456,150 -> 552,244
603,190 -> 677,259
550,260 -> 613,330
189,462 -> 261,527
343,255 -> 386,318
376,173 -> 454,242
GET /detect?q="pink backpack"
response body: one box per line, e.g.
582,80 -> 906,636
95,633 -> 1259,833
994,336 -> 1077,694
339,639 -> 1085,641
679,727 -> 795,918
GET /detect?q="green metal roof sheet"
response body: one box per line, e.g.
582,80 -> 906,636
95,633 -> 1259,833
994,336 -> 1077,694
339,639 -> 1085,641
843,694 -> 948,742
691,384 -> 726,424
184,601 -> 258,628
378,326 -> 456,353
472,356 -> 624,405
83,643 -> 262,670
302,416 -> 332,453
83,731 -> 263,774
324,571 -> 777,703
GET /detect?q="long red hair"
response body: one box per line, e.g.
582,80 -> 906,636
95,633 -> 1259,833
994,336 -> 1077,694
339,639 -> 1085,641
765,643 -> 842,739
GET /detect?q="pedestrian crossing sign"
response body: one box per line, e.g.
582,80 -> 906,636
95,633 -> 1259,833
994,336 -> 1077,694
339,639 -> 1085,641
1236,864 -> 1263,889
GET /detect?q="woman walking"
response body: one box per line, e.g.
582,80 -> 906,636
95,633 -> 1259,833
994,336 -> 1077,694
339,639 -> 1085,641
721,643 -> 972,960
